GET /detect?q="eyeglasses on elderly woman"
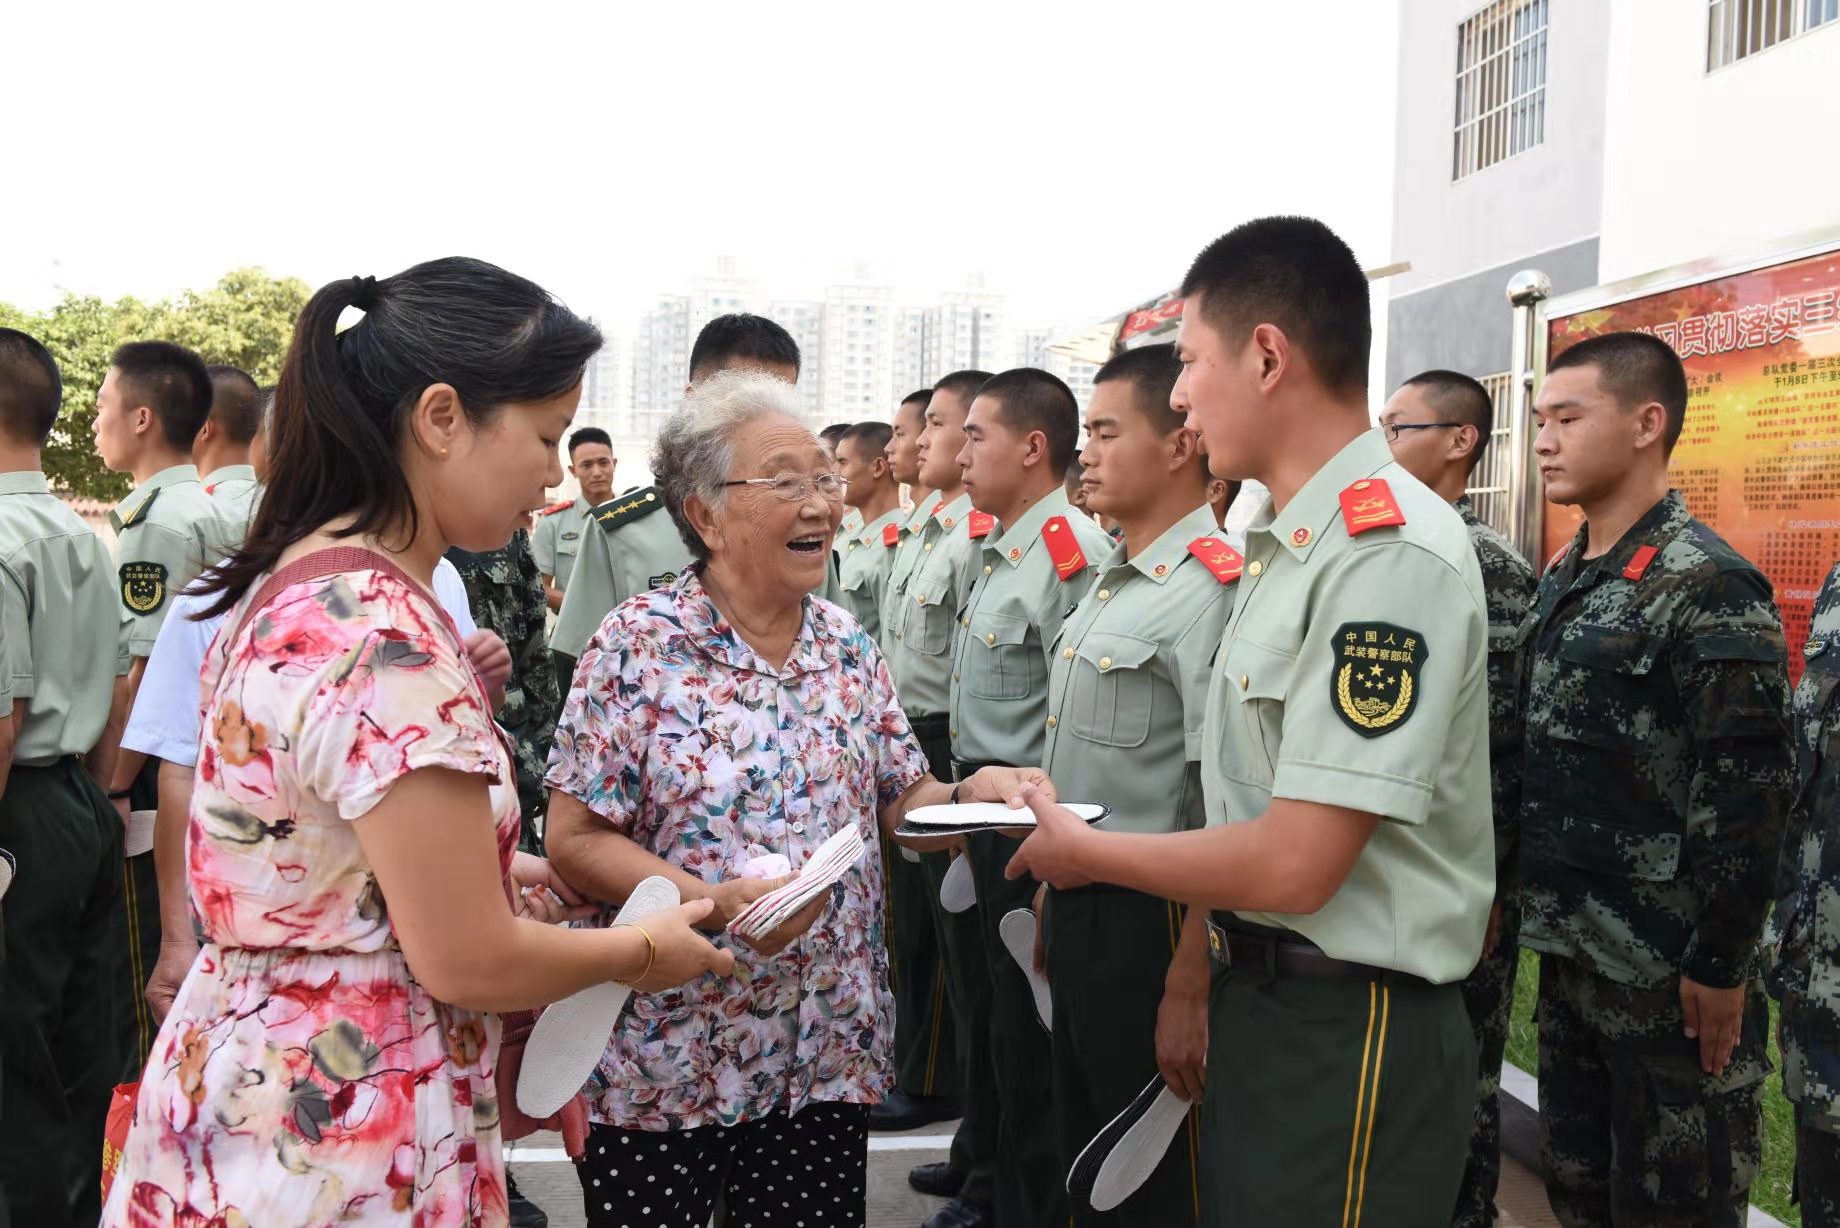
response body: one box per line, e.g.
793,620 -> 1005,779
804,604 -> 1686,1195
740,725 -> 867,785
720,472 -> 848,502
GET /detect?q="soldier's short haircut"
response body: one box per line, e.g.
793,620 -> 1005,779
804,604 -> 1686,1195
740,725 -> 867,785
206,365 -> 263,445
931,369 -> 993,412
818,422 -> 852,449
1400,369 -> 1495,474
0,327 -> 64,445
1180,215 -> 1370,395
900,388 -> 933,410
110,340 -> 213,451
973,367 -> 1081,475
1094,343 -> 1184,434
1547,332 -> 1690,454
688,314 -> 801,383
568,426 -> 612,455
842,423 -> 890,460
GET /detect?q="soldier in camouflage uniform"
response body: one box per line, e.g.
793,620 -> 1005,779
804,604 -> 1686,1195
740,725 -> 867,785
1773,560 -> 1840,1226
1383,371 -> 1536,1228
444,528 -> 560,854
1522,334 -> 1793,1227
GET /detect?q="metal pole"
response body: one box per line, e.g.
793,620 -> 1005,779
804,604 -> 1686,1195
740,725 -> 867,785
1505,269 -> 1552,561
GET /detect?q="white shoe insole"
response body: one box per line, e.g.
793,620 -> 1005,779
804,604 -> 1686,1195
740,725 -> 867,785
998,908 -> 1052,1031
939,854 -> 977,913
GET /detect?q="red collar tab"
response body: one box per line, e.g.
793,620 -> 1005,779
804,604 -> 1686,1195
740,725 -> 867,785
540,499 -> 576,517
882,522 -> 900,547
968,511 -> 996,539
1623,544 -> 1659,582
1338,478 -> 1407,536
1041,516 -> 1088,580
930,498 -> 946,516
1188,538 -> 1244,584
1545,543 -> 1573,575
204,483 -> 217,495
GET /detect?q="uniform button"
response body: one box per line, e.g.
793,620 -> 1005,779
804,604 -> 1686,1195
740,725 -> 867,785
1046,716 -> 1057,729
1248,560 -> 1264,577
1062,647 -> 1074,659
924,542 -> 933,551
962,617 -> 970,627
894,631 -> 902,640
985,633 -> 995,646
791,821 -> 806,835
1099,656 -> 1112,670
917,595 -> 927,605
1239,674 -> 1249,690
1098,588 -> 1112,600
950,728 -> 958,738
983,565 -> 993,574
953,673 -> 960,681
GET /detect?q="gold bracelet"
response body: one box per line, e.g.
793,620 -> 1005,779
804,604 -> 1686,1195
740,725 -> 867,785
612,921 -> 657,984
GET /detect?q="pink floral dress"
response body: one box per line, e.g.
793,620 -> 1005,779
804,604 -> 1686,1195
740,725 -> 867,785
545,568 -> 928,1131
102,565 -> 519,1228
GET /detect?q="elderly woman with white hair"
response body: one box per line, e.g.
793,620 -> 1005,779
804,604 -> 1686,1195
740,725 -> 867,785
545,371 -> 1039,1227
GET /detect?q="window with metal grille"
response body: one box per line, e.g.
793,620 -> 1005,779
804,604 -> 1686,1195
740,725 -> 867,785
1708,0 -> 1838,69
1464,372 -> 1516,532
1452,0 -> 1550,181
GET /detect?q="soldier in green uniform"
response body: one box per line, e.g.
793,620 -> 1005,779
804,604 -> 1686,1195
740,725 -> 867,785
1037,344 -> 1236,1226
949,367 -> 1111,1228
878,389 -> 935,663
550,315 -> 802,679
1381,370 -> 1536,1228
445,528 -> 561,853
834,420 -> 905,638
882,372 -> 999,1227
1523,333 -> 1792,1228
93,340 -> 234,1075
1009,217 -> 1494,1226
0,329 -> 132,1228
532,426 -> 615,612
1776,559 -> 1840,1226
193,365 -> 261,529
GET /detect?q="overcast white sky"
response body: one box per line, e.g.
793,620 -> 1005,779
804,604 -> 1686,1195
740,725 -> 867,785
3,1 -> 1401,338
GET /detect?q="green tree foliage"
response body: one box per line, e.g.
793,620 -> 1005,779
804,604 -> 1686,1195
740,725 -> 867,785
0,268 -> 310,499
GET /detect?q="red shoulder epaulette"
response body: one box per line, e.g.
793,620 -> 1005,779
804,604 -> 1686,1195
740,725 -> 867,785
968,511 -> 996,539
1338,478 -> 1406,536
1623,544 -> 1659,582
1041,516 -> 1087,580
882,522 -> 900,547
1187,537 -> 1244,584
539,499 -> 575,517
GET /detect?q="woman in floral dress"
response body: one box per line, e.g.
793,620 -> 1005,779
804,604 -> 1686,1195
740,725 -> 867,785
545,371 -> 1044,1227
102,259 -> 732,1228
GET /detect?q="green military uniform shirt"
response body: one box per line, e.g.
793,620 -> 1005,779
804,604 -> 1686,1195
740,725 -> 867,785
110,464 -> 234,666
1201,429 -> 1493,984
0,471 -> 124,761
1041,503 -> 1236,833
837,506 -> 906,641
202,463 -> 259,534
948,488 -> 1110,768
550,488 -> 691,661
532,496 -> 593,595
885,492 -> 982,720
878,496 -> 934,662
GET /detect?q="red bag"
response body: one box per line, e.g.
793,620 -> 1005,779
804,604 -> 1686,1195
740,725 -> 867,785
100,1081 -> 138,1205
496,1011 -> 589,1161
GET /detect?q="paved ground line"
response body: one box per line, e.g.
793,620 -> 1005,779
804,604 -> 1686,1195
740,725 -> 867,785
507,1134 -> 957,1165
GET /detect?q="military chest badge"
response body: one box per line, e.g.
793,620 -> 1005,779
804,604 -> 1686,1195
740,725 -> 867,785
120,561 -> 169,615
1331,621 -> 1427,737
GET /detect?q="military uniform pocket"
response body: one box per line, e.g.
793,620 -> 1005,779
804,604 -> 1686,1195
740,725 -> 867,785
1067,632 -> 1158,748
1219,638 -> 1296,785
1551,624 -> 1666,752
1552,814 -> 1682,882
964,611 -> 1035,700
1630,1049 -> 1765,1211
909,576 -> 955,657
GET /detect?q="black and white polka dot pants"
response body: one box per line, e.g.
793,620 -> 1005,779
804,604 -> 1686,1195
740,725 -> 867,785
577,1102 -> 870,1228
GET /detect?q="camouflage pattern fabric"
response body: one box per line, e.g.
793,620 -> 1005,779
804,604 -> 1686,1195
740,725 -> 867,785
1521,490 -> 1793,991
1774,562 -> 1840,1214
1449,489 -> 1537,1228
1537,953 -> 1767,1228
444,530 -> 561,852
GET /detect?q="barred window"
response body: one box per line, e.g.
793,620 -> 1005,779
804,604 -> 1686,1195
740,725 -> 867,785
1464,372 -> 1515,533
1707,0 -> 1838,70
1452,0 -> 1549,181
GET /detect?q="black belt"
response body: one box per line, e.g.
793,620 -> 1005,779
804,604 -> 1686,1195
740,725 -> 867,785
950,759 -> 1011,782
906,712 -> 949,740
1207,914 -> 1430,989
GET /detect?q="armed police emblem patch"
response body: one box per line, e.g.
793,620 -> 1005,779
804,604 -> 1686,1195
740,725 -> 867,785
120,561 -> 169,615
1331,621 -> 1426,737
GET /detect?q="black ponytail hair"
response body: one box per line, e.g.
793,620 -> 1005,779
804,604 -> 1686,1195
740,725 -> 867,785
196,256 -> 603,616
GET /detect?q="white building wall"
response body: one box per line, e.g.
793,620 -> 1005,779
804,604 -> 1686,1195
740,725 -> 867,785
1597,1 -> 1840,281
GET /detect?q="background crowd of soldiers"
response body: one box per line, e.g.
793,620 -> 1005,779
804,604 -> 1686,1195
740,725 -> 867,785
1,211 -> 1839,1228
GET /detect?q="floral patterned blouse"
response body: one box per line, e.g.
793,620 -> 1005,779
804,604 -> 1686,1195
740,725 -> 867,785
102,565 -> 520,1228
546,567 -> 927,1131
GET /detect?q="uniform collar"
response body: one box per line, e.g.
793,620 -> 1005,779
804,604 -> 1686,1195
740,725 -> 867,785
1254,429 -> 1393,563
986,488 -> 1073,568
139,463 -> 202,492
1453,494 -> 1477,522
904,492 -> 937,533
0,470 -> 50,496
857,506 -> 906,546
573,495 -> 597,516
1118,503 -> 1222,585
672,566 -> 838,678
930,491 -> 973,533
203,463 -> 256,486
1567,490 -> 1691,585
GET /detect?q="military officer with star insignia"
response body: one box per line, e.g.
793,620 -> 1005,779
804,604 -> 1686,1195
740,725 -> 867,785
944,366 -> 1110,1228
1034,343 -> 1238,1227
92,340 -> 238,1077
1007,217 -> 1493,1227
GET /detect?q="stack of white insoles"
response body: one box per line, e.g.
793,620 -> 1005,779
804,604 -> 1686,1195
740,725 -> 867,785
726,825 -> 864,941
